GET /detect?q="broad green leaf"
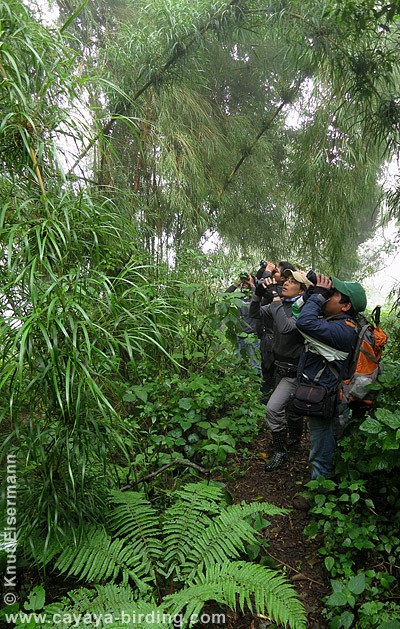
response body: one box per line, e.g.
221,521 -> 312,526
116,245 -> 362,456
179,398 -> 194,410
24,585 -> 45,611
324,556 -> 335,572
340,611 -> 355,629
326,591 -> 348,606
347,572 -> 365,595
359,418 -> 382,434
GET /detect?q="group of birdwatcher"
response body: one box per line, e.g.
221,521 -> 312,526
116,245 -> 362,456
226,259 -> 378,484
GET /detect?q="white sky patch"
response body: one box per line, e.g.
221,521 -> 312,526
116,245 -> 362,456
361,158 -> 400,307
285,78 -> 314,129
362,222 -> 400,308
200,230 -> 222,253
25,0 -> 59,26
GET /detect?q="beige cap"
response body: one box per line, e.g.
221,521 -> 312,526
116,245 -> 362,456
283,269 -> 313,288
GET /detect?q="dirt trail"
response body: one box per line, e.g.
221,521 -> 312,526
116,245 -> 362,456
216,425 -> 331,628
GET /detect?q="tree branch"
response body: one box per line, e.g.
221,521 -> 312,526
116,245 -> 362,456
199,348 -> 225,370
68,0 -> 244,175
120,459 -> 209,491
218,101 -> 286,198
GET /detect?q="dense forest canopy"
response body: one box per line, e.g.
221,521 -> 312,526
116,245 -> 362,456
3,0 -> 400,277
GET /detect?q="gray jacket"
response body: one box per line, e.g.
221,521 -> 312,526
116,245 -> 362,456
249,296 -> 304,366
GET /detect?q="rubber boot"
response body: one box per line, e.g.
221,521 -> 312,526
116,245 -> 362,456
265,430 -> 287,471
287,418 -> 303,447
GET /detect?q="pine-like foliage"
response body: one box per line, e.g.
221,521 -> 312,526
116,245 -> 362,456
39,482 -> 306,628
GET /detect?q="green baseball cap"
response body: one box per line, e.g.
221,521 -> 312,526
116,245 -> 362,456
331,277 -> 367,313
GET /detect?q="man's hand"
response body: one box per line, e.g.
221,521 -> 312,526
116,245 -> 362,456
247,274 -> 254,288
313,274 -> 333,299
265,261 -> 276,274
315,274 -> 332,290
255,276 -> 277,297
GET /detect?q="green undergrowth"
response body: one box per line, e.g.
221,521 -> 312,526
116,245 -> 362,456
302,352 -> 400,628
119,356 -> 264,484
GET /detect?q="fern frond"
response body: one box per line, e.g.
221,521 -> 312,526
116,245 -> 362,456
43,584 -> 135,621
42,586 -> 168,628
162,483 -> 223,576
199,560 -> 307,629
54,527 -> 150,590
168,483 -> 226,505
163,584 -> 226,628
108,490 -> 163,580
164,560 -> 306,629
182,501 -> 288,580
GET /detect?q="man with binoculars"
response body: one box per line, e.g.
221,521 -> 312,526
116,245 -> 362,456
254,261 -> 296,403
249,268 -> 313,470
225,273 -> 261,374
294,273 -> 367,480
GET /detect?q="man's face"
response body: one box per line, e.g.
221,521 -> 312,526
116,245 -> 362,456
322,290 -> 351,317
274,266 -> 284,283
281,277 -> 304,299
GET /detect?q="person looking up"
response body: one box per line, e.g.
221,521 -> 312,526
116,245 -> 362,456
255,261 -> 296,403
249,269 -> 312,470
225,273 -> 261,374
294,274 -> 367,480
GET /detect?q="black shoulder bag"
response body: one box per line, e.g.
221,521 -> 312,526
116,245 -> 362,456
290,346 -> 345,420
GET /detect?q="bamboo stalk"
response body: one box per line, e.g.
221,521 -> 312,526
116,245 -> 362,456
132,90 -> 153,208
29,146 -> 47,201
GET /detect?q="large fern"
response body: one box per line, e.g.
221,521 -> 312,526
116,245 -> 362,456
161,482 -> 227,578
199,561 -> 305,628
180,501 -> 287,581
28,482 -> 306,629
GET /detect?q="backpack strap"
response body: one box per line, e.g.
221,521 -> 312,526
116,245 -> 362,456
370,305 -> 381,327
299,341 -> 346,386
346,320 -> 369,379
359,345 -> 379,364
299,315 -> 359,387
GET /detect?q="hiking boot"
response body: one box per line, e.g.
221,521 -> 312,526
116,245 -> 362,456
287,418 -> 303,447
265,430 -> 287,471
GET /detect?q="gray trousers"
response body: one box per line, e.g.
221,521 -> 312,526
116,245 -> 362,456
265,374 -> 298,432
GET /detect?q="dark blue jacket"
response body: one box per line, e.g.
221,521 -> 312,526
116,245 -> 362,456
296,294 -> 357,389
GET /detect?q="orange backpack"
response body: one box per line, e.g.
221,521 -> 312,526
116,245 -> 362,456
342,306 -> 387,406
